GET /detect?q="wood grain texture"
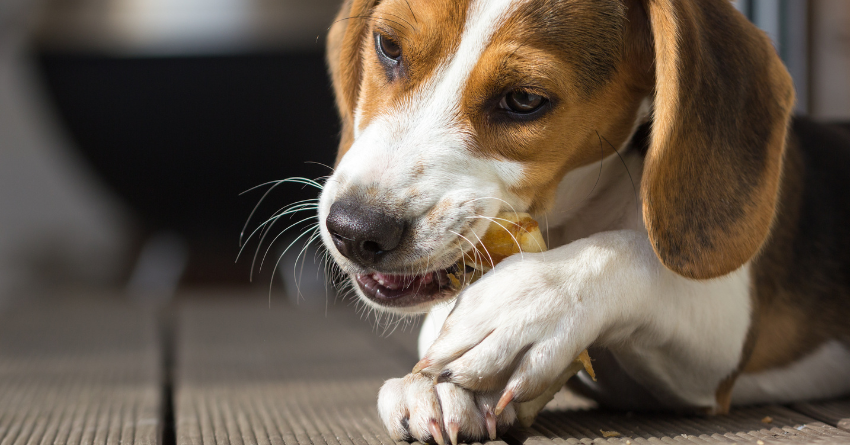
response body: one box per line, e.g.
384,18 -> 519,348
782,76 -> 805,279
792,399 -> 850,432
172,297 -> 850,445
174,301 -> 431,445
2,295 -> 848,445
0,301 -> 162,445
511,405 -> 850,444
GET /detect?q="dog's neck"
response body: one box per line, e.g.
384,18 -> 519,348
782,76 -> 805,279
542,127 -> 648,249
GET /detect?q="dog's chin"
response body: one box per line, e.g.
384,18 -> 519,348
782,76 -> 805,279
351,267 -> 459,314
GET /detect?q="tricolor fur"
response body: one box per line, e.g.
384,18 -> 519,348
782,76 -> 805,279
319,0 -> 850,442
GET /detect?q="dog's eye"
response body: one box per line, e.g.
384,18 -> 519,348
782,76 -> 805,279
500,90 -> 547,114
377,34 -> 402,61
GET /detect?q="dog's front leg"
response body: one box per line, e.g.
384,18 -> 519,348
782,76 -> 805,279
378,230 -> 752,443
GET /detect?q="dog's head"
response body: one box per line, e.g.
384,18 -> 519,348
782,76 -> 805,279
319,0 -> 794,314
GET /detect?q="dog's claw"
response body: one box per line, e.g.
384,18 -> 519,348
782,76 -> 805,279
485,409 -> 497,440
495,389 -> 513,416
429,419 -> 445,445
447,421 -> 459,445
413,358 -> 431,374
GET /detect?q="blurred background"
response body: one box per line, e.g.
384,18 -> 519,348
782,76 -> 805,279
0,0 -> 848,311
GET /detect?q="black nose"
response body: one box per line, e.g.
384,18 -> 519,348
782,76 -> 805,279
325,199 -> 405,265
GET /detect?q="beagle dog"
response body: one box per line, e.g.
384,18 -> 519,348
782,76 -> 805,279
318,0 -> 850,442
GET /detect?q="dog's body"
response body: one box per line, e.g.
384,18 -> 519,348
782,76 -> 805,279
318,0 -> 850,442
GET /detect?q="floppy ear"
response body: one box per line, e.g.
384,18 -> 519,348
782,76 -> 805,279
327,0 -> 380,163
640,0 -> 795,279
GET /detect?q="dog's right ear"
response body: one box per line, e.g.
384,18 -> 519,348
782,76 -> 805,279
327,0 -> 380,162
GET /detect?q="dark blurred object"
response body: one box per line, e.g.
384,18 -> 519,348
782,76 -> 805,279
31,0 -> 341,284
35,51 -> 338,284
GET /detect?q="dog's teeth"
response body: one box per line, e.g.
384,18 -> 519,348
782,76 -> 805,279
373,273 -> 401,290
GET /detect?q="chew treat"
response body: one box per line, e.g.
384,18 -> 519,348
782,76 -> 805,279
515,350 -> 595,427
447,212 -> 547,287
464,212 -> 547,270
447,212 -> 595,427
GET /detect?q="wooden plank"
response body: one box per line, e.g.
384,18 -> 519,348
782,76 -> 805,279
509,405 -> 850,444
173,298 -> 850,445
792,400 -> 850,432
174,300 -> 423,445
0,301 -> 162,445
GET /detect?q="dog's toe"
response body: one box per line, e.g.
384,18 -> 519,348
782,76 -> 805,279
377,377 -> 411,441
434,382 -> 485,442
378,373 -> 516,444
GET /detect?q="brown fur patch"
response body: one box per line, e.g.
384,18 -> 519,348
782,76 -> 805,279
640,0 -> 795,279
714,373 -> 737,415
743,121 -> 850,374
327,0 -> 472,163
460,0 -> 652,213
327,0 -> 370,163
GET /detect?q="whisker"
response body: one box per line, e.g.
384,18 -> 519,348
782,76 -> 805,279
378,11 -> 415,30
240,181 -> 286,247
465,216 -> 525,258
450,230 -> 488,286
403,0 -> 418,23
267,223 -> 321,295
239,176 -> 323,247
251,217 -> 318,278
467,227 -> 497,271
599,134 -> 641,221
260,221 -> 320,274
304,161 -> 335,173
449,230 -> 492,271
467,196 -> 520,219
553,132 -> 606,216
255,201 -> 319,238
469,215 -> 545,254
240,177 -> 324,195
328,15 -> 410,40
459,240 -> 474,287
238,201 -> 319,258
248,211 -> 318,270
290,228 -> 323,304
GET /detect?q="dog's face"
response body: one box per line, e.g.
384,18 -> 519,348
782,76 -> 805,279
320,0 -> 794,314
319,0 -> 654,313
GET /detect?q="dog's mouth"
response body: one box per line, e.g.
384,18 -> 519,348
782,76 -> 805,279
354,264 -> 462,308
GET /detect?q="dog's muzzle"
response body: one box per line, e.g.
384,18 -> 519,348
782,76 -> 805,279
325,197 -> 457,309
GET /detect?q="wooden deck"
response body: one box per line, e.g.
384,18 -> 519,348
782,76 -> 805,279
1,293 -> 849,445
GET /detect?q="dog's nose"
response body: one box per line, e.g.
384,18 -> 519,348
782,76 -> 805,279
325,199 -> 405,265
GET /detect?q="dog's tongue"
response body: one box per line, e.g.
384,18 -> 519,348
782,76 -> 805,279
372,272 -> 434,290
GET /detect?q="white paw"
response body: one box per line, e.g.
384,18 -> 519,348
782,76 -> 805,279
415,250 -> 603,407
378,373 -> 516,444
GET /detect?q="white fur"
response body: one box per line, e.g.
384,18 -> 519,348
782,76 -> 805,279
319,0 -> 530,314
544,149 -> 644,240
419,301 -> 453,359
416,231 -> 752,411
732,341 -> 850,405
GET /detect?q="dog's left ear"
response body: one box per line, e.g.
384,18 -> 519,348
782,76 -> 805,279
327,0 -> 380,163
638,0 -> 795,279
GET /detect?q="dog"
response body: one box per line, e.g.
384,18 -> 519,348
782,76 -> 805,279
318,0 -> 850,443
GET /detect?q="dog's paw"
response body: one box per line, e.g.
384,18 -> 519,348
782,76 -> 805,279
415,250 -> 603,407
378,373 -> 516,444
